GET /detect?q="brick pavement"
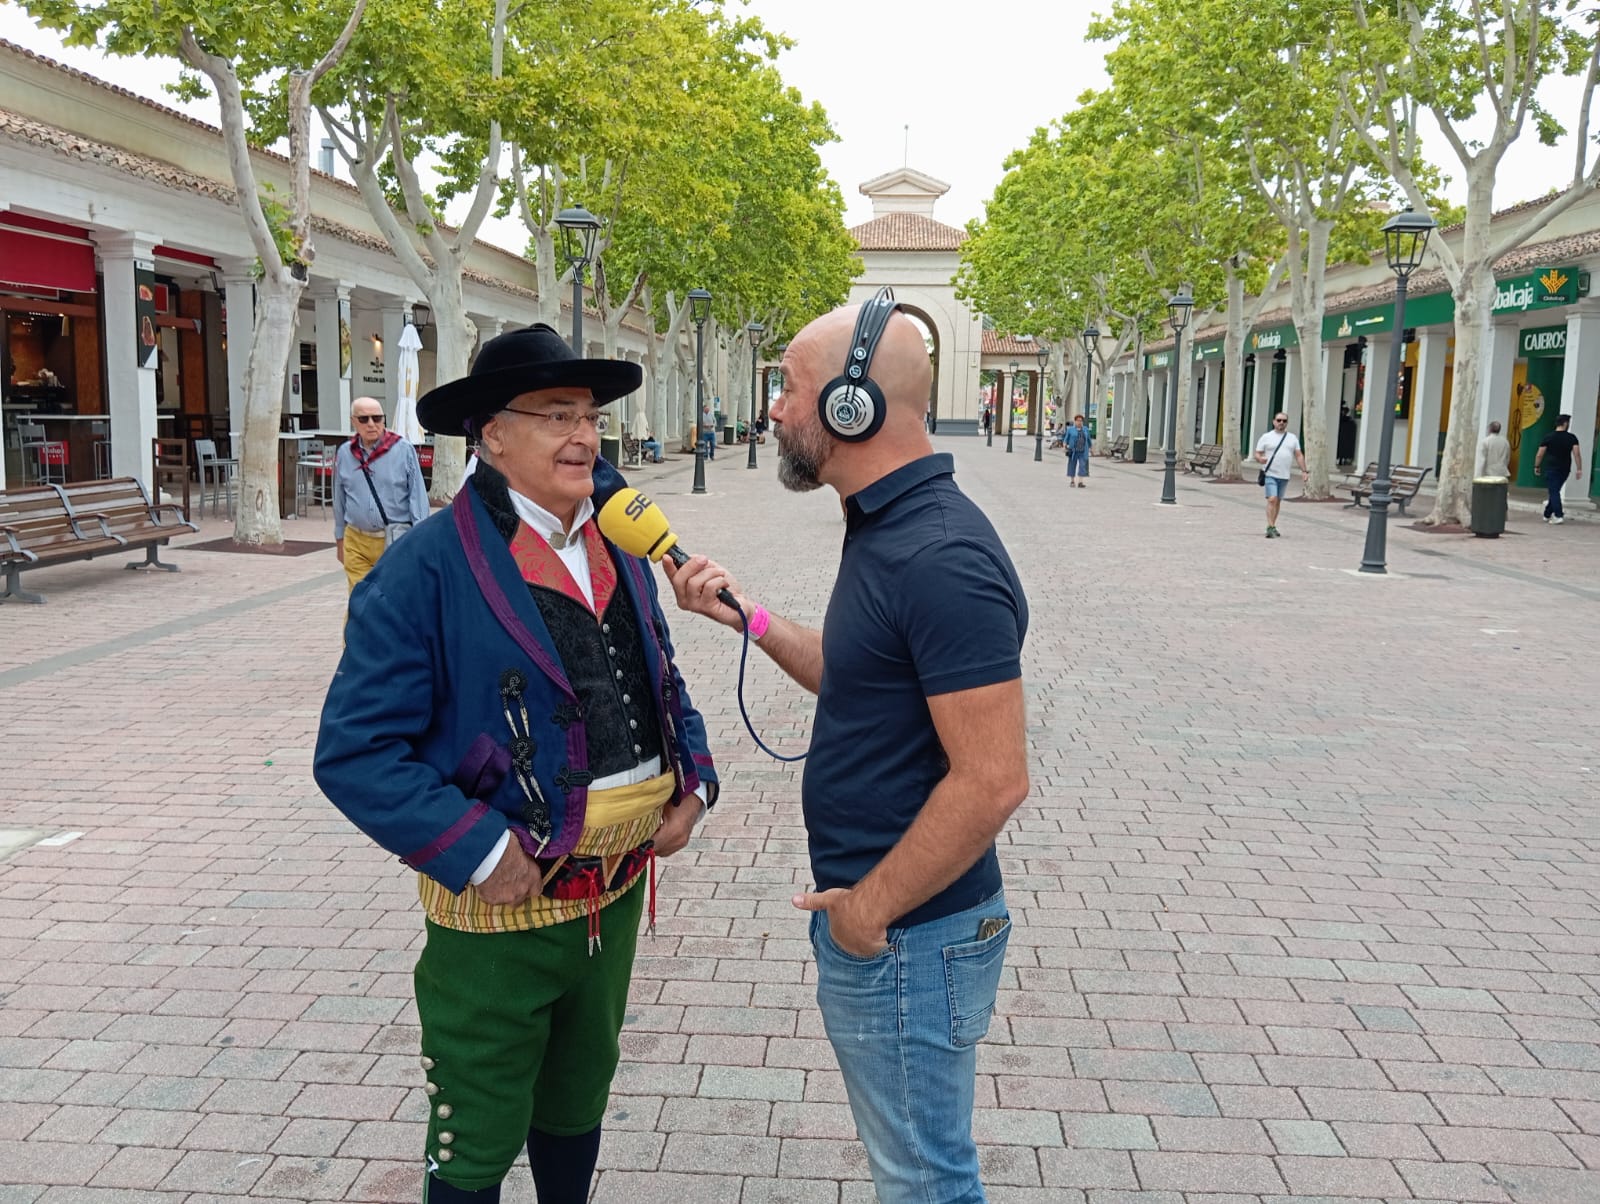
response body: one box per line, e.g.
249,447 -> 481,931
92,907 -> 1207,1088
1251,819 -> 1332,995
2,439 -> 1598,1203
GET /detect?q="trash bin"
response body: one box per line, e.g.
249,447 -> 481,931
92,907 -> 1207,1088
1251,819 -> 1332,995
600,435 -> 622,467
1131,436 -> 1148,463
1470,476 -> 1508,537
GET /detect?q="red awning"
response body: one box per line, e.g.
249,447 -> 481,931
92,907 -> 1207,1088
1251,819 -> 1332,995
0,219 -> 97,293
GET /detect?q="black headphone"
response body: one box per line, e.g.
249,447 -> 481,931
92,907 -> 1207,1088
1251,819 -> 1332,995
817,286 -> 900,442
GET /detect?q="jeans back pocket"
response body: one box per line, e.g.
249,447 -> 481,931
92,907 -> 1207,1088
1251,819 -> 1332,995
942,916 -> 1011,1047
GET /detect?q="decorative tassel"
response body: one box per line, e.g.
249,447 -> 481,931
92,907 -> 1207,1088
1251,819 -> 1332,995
586,868 -> 603,957
647,848 -> 658,938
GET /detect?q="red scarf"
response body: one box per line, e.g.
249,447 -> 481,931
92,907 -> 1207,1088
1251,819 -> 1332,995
351,430 -> 403,467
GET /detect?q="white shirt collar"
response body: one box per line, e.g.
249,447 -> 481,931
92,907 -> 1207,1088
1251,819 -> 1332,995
505,489 -> 594,545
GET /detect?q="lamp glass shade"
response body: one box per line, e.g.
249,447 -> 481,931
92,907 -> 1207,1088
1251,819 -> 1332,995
1381,207 -> 1436,278
1081,324 -> 1099,352
687,287 -> 713,327
747,320 -> 765,339
1167,284 -> 1195,333
1009,360 -> 1019,374
554,206 -> 602,267
1036,343 -> 1050,370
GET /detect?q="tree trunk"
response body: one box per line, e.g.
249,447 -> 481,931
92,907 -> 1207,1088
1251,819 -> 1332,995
1132,331 -> 1149,441
1429,265 -> 1495,525
1219,269 -> 1247,481
426,281 -> 474,502
233,273 -> 301,545
1287,220 -> 1336,499
1174,351 -> 1196,459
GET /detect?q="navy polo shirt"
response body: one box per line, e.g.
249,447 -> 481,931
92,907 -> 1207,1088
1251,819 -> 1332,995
804,453 -> 1028,929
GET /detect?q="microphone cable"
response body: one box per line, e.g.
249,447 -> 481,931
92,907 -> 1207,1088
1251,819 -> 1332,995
728,598 -> 808,763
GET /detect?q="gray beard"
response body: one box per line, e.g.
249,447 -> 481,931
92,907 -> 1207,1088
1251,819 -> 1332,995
776,442 -> 824,493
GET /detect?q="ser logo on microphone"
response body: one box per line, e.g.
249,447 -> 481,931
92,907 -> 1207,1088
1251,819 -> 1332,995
624,492 -> 654,520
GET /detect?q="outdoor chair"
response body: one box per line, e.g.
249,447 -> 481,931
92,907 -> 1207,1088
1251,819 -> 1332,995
194,438 -> 239,519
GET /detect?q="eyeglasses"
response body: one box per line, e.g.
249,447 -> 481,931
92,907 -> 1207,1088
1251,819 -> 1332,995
354,414 -> 385,425
1273,418 -> 1289,424
502,407 -> 608,436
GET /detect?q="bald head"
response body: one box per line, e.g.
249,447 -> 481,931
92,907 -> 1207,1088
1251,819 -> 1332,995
797,304 -> 932,420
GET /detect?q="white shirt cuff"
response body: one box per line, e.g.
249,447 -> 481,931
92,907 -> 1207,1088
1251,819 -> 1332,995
468,830 -> 511,886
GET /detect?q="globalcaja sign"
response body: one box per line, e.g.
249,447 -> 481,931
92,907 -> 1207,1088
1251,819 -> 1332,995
1317,265 -> 1581,342
1249,324 -> 1299,351
1494,266 -> 1578,312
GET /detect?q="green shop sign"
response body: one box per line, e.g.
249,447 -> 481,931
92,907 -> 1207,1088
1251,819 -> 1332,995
1520,324 -> 1566,358
1318,265 -> 1582,343
1145,350 -> 1170,369
1248,324 -> 1299,352
1193,338 -> 1224,361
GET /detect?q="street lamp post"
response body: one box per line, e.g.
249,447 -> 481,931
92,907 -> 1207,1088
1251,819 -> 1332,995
554,206 -> 603,354
746,320 -> 764,469
1034,342 -> 1050,461
1006,360 -> 1018,453
688,287 -> 712,495
1160,285 -> 1195,505
1080,323 -> 1099,462
1360,207 -> 1437,573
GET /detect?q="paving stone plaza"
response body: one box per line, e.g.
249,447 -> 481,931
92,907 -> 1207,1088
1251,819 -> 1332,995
2,443 -> 1599,1203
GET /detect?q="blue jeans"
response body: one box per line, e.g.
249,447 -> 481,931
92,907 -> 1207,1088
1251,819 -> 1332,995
1067,448 -> 1089,478
1263,475 -> 1290,499
1544,466 -> 1570,518
811,890 -> 1010,1204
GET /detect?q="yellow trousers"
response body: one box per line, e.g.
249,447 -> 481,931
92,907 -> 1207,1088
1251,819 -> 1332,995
342,526 -> 386,592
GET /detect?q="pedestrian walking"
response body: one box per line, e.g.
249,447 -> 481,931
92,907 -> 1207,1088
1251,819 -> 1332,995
1063,414 -> 1091,487
664,291 -> 1030,1204
1253,412 -> 1307,538
1477,420 -> 1511,478
1534,413 -> 1584,524
314,325 -> 720,1204
980,406 -> 993,437
333,397 -> 429,590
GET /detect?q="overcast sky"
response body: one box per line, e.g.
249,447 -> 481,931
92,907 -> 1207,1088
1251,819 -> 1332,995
1,0 -> 1590,243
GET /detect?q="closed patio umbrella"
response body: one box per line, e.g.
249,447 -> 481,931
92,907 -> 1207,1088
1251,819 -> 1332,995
392,321 -> 425,443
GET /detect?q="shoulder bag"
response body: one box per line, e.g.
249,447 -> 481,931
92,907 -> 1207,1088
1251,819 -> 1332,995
1258,431 -> 1290,487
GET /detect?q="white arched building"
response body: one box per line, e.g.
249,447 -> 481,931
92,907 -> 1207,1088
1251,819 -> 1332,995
847,169 -> 984,433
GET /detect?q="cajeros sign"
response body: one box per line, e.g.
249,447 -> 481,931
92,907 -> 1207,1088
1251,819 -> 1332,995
1519,324 -> 1566,359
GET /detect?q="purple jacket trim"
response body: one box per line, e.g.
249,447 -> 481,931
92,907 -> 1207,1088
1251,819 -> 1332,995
404,801 -> 489,869
453,494 -> 574,697
452,733 -> 510,799
692,753 -> 714,768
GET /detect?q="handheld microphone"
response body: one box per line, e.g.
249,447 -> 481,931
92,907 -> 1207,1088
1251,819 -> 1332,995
597,487 -> 739,612
596,486 -> 805,763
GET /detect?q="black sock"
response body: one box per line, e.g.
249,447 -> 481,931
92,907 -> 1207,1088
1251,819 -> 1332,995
424,1171 -> 501,1204
526,1124 -> 603,1204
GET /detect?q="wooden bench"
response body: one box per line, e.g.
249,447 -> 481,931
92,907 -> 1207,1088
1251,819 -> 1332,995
1185,443 -> 1224,475
1108,435 -> 1131,460
620,434 -> 642,467
0,477 -> 197,604
1342,462 -> 1432,516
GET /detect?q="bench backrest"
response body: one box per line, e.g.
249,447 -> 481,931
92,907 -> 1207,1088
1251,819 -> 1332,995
59,478 -> 161,536
0,486 -> 81,557
1391,466 -> 1430,488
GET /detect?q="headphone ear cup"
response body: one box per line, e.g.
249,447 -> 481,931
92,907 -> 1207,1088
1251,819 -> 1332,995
818,378 -> 885,442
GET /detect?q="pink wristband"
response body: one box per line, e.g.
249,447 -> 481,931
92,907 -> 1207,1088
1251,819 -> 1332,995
746,604 -> 771,641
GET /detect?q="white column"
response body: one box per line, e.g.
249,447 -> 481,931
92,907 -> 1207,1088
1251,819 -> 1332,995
95,232 -> 160,490
1318,343 -> 1345,474
313,285 -> 351,434
1150,370 -> 1168,448
1249,356 -> 1275,446
1478,319 -> 1521,440
1559,303 -> 1600,503
1356,333 -> 1393,468
471,315 -> 504,367
1407,327 -> 1450,470
1282,348 -> 1304,433
218,262 -> 256,444
1200,362 -> 1222,444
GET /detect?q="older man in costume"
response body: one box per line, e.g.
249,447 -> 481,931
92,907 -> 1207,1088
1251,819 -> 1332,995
314,324 -> 719,1204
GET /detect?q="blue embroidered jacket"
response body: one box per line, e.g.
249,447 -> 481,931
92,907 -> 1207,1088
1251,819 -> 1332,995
313,459 -> 718,893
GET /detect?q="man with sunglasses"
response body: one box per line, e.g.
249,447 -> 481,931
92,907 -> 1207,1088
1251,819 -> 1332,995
332,396 -> 429,589
1253,412 -> 1308,538
314,325 -> 717,1204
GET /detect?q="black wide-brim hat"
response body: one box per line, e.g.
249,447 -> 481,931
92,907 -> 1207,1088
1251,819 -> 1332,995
417,323 -> 642,437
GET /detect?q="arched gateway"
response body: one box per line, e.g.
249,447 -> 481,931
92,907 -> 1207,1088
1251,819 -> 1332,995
847,169 -> 984,433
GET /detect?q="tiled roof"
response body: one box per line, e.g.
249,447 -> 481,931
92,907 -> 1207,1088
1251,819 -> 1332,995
981,331 -> 1047,357
0,107 -> 545,301
849,212 -> 966,252
1142,224 -> 1600,352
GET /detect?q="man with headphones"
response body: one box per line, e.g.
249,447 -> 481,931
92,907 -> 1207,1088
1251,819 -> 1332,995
663,289 -> 1031,1204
